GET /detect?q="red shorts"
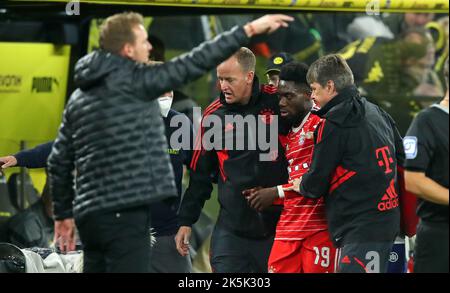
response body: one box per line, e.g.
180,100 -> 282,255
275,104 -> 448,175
268,230 -> 336,273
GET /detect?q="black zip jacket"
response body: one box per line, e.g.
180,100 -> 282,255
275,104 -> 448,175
48,26 -> 251,222
300,86 -> 404,247
178,77 -> 289,238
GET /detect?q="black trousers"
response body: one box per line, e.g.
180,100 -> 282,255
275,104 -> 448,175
149,234 -> 192,273
336,242 -> 394,273
414,220 -> 449,273
209,226 -> 274,273
76,206 -> 152,273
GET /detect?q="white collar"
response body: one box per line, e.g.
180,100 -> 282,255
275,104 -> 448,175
292,112 -> 311,133
431,104 -> 449,115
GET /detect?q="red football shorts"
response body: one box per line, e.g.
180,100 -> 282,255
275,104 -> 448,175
268,230 -> 336,273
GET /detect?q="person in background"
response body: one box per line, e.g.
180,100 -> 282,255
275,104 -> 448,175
6,177 -> 53,249
265,52 -> 293,87
0,141 -> 54,248
0,142 -> 53,171
339,28 -> 442,135
147,61 -> 194,272
1,143 -> 54,248
383,13 -> 435,37
404,57 -> 449,273
148,34 -> 166,62
147,34 -> 204,128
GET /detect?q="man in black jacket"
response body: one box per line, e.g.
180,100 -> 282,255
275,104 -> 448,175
175,48 -> 289,273
290,54 -> 404,273
0,142 -> 52,171
47,12 -> 293,273
404,58 -> 449,273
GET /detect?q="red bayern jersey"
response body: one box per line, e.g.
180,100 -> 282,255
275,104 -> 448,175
275,113 -> 328,241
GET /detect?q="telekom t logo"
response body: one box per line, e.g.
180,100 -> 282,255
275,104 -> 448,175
376,146 -> 393,174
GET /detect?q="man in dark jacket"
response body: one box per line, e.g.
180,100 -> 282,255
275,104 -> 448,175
175,48 -> 289,273
289,54 -> 404,273
148,87 -> 194,273
404,58 -> 449,273
47,12 -> 293,273
0,142 -> 52,171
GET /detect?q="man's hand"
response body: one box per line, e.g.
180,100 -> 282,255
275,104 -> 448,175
243,187 -> 278,212
285,177 -> 302,193
244,14 -> 294,37
54,218 -> 76,253
0,156 -> 17,169
175,226 -> 192,257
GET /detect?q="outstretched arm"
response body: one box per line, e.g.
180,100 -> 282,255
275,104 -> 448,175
135,14 -> 294,100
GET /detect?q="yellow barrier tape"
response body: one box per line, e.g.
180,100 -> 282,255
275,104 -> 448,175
10,0 -> 450,13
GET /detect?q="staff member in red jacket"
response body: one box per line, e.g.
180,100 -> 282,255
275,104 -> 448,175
175,48 -> 289,273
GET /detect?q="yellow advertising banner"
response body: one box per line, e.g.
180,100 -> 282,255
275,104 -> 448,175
10,0 -> 449,12
0,43 -> 71,191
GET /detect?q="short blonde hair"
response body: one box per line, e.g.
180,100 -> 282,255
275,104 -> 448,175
234,47 -> 256,73
99,12 -> 144,54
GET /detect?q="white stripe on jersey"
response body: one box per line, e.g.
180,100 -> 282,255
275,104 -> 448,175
276,228 -> 326,232
278,219 -> 327,223
285,145 -> 314,157
293,204 -> 325,208
275,238 -> 305,241
280,212 -> 325,216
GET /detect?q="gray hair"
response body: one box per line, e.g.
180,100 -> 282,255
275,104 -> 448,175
306,54 -> 354,92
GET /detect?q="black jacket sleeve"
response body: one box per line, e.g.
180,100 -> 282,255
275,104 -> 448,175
178,130 -> 218,227
300,120 -> 345,199
47,97 -> 76,220
14,142 -> 54,169
182,119 -> 194,169
133,26 -> 249,100
393,124 -> 405,168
